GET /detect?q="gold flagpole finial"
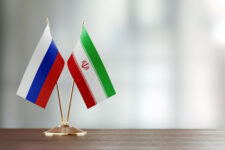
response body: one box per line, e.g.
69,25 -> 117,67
81,19 -> 85,31
46,17 -> 50,25
82,19 -> 86,25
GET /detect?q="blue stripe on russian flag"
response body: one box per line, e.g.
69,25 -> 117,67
26,40 -> 58,103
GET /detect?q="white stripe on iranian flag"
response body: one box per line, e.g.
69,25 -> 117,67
17,25 -> 52,98
73,40 -> 107,103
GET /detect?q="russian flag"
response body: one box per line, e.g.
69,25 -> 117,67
17,24 -> 65,108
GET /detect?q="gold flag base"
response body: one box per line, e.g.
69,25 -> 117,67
44,124 -> 87,136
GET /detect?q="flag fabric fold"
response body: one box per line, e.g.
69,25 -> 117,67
67,25 -> 116,109
17,24 -> 65,108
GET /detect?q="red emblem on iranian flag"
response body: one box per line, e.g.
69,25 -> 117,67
81,60 -> 89,70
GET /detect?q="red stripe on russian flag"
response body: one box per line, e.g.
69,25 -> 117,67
67,54 -> 96,108
35,53 -> 65,108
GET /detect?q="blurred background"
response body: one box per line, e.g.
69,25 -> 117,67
1,0 -> 225,128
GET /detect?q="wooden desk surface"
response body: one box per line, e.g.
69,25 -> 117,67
0,129 -> 225,150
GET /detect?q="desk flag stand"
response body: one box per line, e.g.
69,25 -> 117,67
44,82 -> 86,136
44,19 -> 87,136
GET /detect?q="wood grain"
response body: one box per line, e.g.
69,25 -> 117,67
0,129 -> 225,150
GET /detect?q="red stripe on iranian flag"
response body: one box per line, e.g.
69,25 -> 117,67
67,54 -> 96,108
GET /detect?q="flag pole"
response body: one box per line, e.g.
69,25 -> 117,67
66,81 -> 75,124
46,17 -> 64,124
65,20 -> 85,124
56,83 -> 64,124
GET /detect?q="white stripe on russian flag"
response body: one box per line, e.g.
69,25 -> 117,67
17,25 -> 52,99
17,25 -> 52,98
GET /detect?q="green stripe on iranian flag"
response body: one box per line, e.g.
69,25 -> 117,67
80,25 -> 116,98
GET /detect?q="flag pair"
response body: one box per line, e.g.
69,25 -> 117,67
17,23 -> 116,109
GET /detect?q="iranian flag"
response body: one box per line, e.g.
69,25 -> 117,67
67,24 -> 116,108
